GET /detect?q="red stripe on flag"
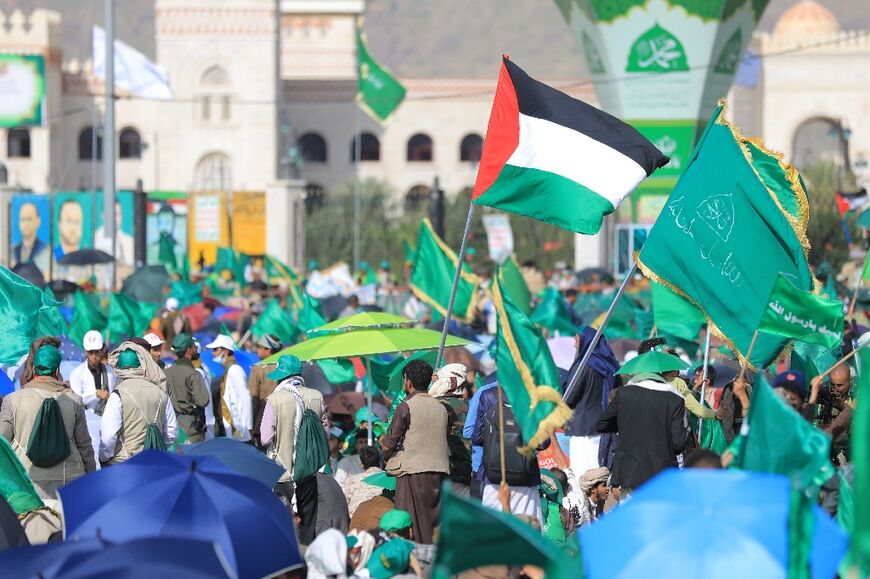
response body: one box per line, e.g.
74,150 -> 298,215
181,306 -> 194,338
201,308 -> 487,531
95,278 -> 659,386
472,59 -> 520,200
835,193 -> 850,218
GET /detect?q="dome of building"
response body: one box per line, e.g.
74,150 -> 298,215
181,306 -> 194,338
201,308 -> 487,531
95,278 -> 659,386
773,1 -> 841,40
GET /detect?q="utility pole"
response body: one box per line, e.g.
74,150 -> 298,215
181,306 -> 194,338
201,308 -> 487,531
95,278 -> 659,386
103,0 -> 117,289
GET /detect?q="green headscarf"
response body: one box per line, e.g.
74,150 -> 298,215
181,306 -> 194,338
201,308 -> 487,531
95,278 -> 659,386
539,469 -> 566,545
33,345 -> 61,376
117,349 -> 141,369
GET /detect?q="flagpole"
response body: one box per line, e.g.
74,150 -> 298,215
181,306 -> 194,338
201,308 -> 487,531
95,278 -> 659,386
435,202 -> 475,368
697,328 -> 712,436
103,0 -> 117,291
562,261 -> 636,402
819,347 -> 861,380
365,356 -> 373,447
352,17 -> 362,275
497,383 -> 507,485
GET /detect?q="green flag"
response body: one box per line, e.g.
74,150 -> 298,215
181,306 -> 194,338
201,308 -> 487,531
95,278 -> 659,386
215,246 -> 247,287
387,351 -> 437,393
651,281 -> 705,341
356,21 -> 405,122
530,287 -> 578,336
316,358 -> 357,384
637,105 -> 817,369
0,436 -> 43,515
38,287 -> 66,338
251,299 -> 298,344
0,268 -> 64,365
108,293 -> 157,339
403,239 -> 416,265
298,293 -> 327,334
791,341 -> 840,383
729,375 -> 834,496
157,231 -> 177,270
432,487 -> 575,579
498,256 -> 532,315
410,219 -> 480,324
368,356 -> 403,392
759,273 -> 843,350
491,268 -> 571,452
854,348 -> 870,573
68,292 -> 108,349
219,323 -> 232,337
170,280 -> 203,309
264,254 -> 300,284
179,253 -> 191,281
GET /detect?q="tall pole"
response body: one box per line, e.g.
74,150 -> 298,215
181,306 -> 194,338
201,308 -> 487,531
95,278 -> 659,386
697,329 -> 712,436
435,202 -> 475,367
562,261 -> 636,402
353,104 -> 362,273
275,0 -> 283,180
103,0 -> 116,290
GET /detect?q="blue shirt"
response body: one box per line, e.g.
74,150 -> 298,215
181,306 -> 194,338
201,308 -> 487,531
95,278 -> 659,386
463,381 -> 497,477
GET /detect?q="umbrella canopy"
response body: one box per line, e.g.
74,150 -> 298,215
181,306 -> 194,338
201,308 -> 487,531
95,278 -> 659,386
0,537 -> 235,579
58,451 -> 302,578
616,350 -> 691,375
47,279 -> 80,301
58,248 -> 114,266
263,327 -> 470,363
120,265 -> 171,303
314,311 -> 410,332
325,392 -> 388,419
575,267 -> 615,285
10,263 -> 45,289
177,438 -> 284,489
580,469 -> 847,579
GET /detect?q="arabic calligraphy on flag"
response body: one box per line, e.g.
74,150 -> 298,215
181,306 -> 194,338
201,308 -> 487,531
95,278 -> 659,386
759,273 -> 843,350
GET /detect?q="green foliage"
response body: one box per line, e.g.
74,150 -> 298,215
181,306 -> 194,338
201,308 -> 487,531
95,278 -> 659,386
304,179 -> 575,275
801,160 -> 858,271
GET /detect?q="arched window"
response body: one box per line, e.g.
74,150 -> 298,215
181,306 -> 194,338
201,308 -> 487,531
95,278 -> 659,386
194,152 -> 233,190
197,65 -> 232,122
297,133 -> 327,163
405,184 -> 429,211
460,133 -> 483,162
350,132 -> 381,162
119,128 -> 142,159
407,133 -> 433,162
304,183 -> 327,213
7,128 -> 30,158
78,126 -> 102,161
792,117 -> 847,170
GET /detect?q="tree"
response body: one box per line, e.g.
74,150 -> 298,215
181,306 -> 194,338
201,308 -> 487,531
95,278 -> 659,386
802,160 -> 858,271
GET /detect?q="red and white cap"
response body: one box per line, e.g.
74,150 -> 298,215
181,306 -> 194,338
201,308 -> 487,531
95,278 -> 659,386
143,333 -> 165,348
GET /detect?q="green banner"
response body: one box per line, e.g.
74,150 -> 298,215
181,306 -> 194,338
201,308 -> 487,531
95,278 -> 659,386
357,22 -> 406,122
759,273 -> 843,349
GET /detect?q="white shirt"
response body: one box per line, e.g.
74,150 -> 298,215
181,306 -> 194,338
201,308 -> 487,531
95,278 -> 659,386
99,389 -> 179,462
223,364 -> 252,442
69,362 -> 115,411
196,365 -> 216,438
335,454 -> 364,489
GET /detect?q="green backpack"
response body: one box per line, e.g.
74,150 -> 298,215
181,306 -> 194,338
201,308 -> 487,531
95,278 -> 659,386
121,390 -> 167,453
291,408 -> 329,482
26,397 -> 71,468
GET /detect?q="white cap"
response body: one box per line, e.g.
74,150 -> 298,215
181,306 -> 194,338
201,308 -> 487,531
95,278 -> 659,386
165,297 -> 180,312
206,334 -> 235,352
143,333 -> 165,348
82,330 -> 104,352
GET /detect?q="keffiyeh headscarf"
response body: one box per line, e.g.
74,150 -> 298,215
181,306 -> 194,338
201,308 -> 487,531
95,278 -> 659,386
347,529 -> 376,573
304,529 -> 348,579
579,466 -> 610,494
428,363 -> 468,398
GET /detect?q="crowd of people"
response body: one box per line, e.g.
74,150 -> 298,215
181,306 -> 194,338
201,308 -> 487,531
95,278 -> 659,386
0,253 -> 862,577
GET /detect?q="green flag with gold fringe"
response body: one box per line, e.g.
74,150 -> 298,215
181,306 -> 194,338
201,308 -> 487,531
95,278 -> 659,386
410,219 -> 480,324
356,20 -> 406,122
637,102 -> 817,369
498,255 -> 532,315
491,267 -> 571,453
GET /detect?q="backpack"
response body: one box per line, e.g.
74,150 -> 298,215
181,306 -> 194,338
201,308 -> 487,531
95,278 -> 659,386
483,400 -> 538,487
120,389 -> 167,454
291,408 -> 329,482
26,396 -> 71,468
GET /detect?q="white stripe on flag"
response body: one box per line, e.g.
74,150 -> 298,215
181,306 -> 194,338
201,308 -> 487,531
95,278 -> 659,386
506,113 -> 648,208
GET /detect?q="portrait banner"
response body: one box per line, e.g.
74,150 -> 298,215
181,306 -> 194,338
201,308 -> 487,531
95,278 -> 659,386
9,194 -> 50,275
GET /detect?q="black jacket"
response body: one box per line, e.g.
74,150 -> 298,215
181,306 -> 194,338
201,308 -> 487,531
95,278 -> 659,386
597,377 -> 686,489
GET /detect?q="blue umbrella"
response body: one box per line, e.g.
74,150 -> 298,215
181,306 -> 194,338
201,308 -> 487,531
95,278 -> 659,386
0,371 -> 13,396
177,437 -> 284,489
0,537 -> 234,579
580,469 -> 847,579
58,451 -> 302,578
58,336 -> 85,362
200,345 -> 259,379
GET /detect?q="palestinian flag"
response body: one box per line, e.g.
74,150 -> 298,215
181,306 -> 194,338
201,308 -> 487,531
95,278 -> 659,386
835,189 -> 867,217
472,57 -> 669,235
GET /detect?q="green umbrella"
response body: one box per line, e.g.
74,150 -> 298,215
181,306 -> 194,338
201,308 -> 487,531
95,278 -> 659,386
310,312 -> 413,334
616,350 -> 691,375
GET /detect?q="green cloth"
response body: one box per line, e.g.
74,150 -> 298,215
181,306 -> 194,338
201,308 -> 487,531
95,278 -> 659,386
316,358 -> 356,384
539,469 -> 566,545
367,356 -> 403,392
388,351 -> 437,393
364,470 -> 396,491
264,254 -> 300,283
853,347 -> 870,573
252,299 -> 298,344
266,354 -> 303,381
759,273 -> 843,350
368,539 -> 414,579
0,268 -> 63,365
729,375 -> 834,496
356,23 -> 405,122
788,489 -> 816,579
297,293 -> 326,335
791,341 -> 840,384
108,293 -> 156,340
402,239 -> 416,265
68,292 -> 108,350
616,351 -> 691,376
837,469 -> 859,576
116,349 -> 141,369
432,487 -> 575,579
410,219 -> 480,324
651,281 -> 705,341
698,416 -> 729,455
498,256 -> 532,315
530,287 -> 578,336
33,345 -> 61,375
157,231 -> 177,270
379,509 -> 412,532
0,435 -> 43,515
491,267 -> 571,452
170,280 -> 203,309
172,332 -> 195,353
637,105 -> 817,368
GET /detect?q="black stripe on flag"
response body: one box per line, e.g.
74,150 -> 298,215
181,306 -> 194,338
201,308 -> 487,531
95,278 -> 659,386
504,58 -> 669,175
